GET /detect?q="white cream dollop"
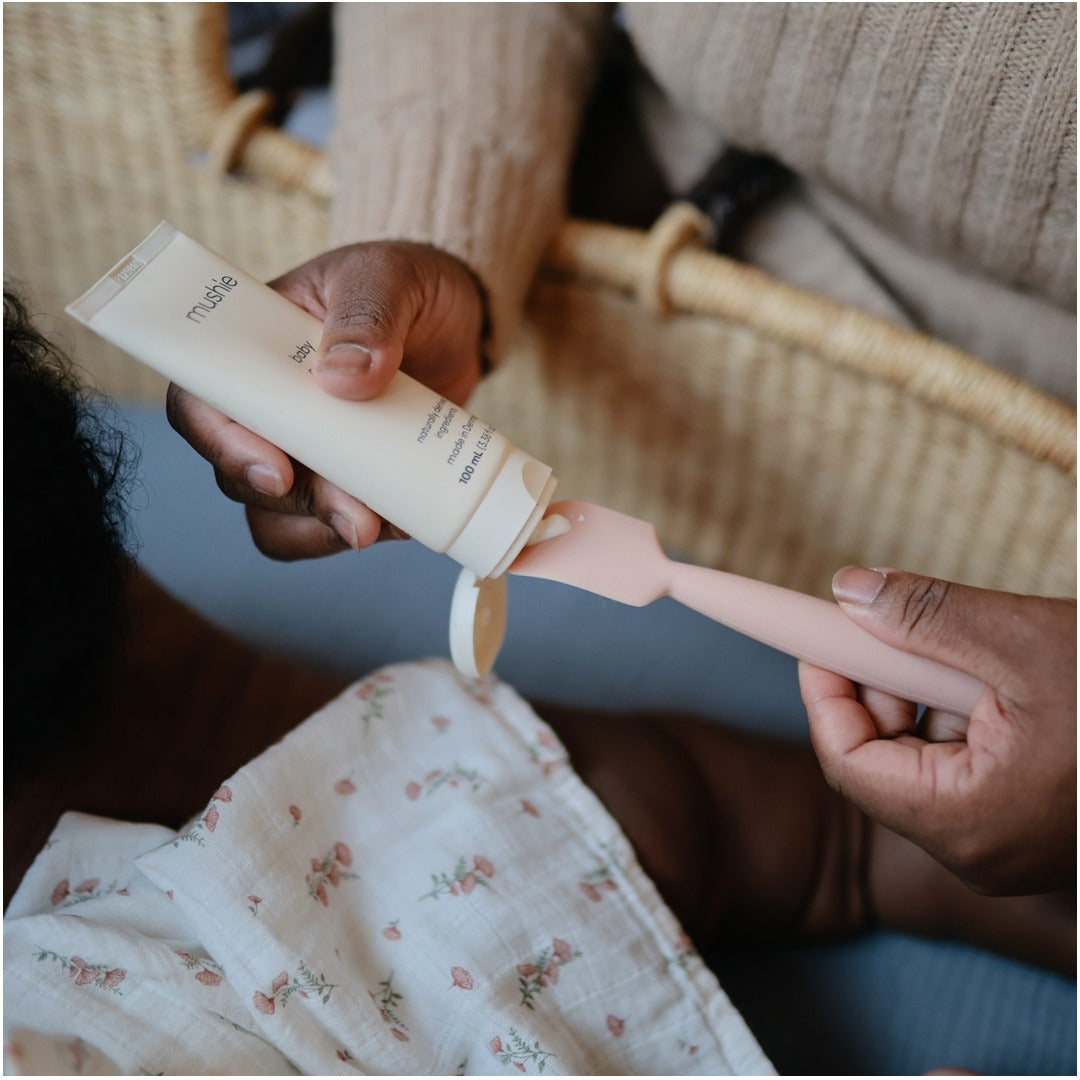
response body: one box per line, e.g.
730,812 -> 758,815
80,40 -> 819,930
526,513 -> 572,546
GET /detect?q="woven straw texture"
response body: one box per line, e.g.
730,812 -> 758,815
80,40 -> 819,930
4,2 -> 1075,599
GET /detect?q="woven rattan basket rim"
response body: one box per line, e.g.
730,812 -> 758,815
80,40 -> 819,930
544,221 -> 1077,476
187,3 -> 1075,478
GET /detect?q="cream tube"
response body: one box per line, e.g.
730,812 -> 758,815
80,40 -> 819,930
67,223 -> 556,578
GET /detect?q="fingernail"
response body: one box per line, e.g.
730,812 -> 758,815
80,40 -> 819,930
330,513 -> 359,550
319,343 -> 373,376
246,463 -> 285,497
832,566 -> 887,606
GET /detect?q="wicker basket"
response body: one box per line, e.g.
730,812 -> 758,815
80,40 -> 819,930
4,2 -> 1075,599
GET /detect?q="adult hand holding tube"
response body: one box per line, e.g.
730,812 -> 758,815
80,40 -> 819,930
166,241 -> 489,560
800,567 -> 1076,895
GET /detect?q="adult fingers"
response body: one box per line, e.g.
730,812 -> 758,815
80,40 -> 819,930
169,382 -> 381,547
270,242 -> 487,408
166,383 -> 294,499
856,684 -> 919,738
309,247 -> 423,402
799,660 -> 968,838
246,506 -> 409,561
246,506 -> 353,561
918,709 -> 971,743
798,663 -> 916,743
830,567 -> 1034,687
799,661 -> 877,778
210,455 -> 375,543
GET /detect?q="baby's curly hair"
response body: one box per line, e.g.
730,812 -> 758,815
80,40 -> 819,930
4,289 -> 137,795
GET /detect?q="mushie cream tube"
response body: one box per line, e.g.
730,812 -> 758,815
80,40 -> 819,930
68,223 -> 557,578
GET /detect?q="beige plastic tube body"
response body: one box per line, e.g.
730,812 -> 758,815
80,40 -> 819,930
67,224 -> 554,577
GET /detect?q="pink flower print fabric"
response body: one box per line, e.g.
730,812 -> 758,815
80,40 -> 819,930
254,963 -> 336,1016
404,762 -> 488,800
50,876 -> 128,909
515,938 -> 580,1009
172,784 -> 233,847
489,1030 -> 557,1073
368,971 -> 410,1042
305,842 -> 358,907
579,850 -> 621,902
5,816 -> 299,1075
7,661 -> 771,1075
174,947 -> 225,987
419,854 -> 495,901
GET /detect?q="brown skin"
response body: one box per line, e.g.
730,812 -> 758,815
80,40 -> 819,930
166,242 -> 1077,896
3,572 -> 348,905
133,244 -> 1079,975
802,567 -> 1076,896
165,242 -> 486,561
5,571 -> 1073,977
548,705 -> 1074,974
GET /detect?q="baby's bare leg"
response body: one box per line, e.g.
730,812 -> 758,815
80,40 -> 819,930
541,705 -> 1075,975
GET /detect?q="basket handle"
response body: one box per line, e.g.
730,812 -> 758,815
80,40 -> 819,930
200,88 -> 332,199
636,203 -> 715,315
205,88 -> 275,173
181,6 -> 1072,478
181,5 -> 330,199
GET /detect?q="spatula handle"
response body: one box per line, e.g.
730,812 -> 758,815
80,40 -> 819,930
666,563 -> 985,716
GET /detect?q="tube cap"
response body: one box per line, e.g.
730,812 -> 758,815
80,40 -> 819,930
446,448 -> 555,578
449,568 -> 507,677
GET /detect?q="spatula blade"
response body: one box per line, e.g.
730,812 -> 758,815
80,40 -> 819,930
507,500 -> 669,606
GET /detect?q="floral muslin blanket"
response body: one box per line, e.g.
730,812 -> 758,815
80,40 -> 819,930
3,659 -> 772,1075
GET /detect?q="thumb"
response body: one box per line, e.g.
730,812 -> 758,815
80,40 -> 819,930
831,566 -> 1024,687
313,266 -> 421,401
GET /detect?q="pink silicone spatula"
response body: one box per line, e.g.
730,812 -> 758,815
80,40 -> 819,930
509,500 -> 985,716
